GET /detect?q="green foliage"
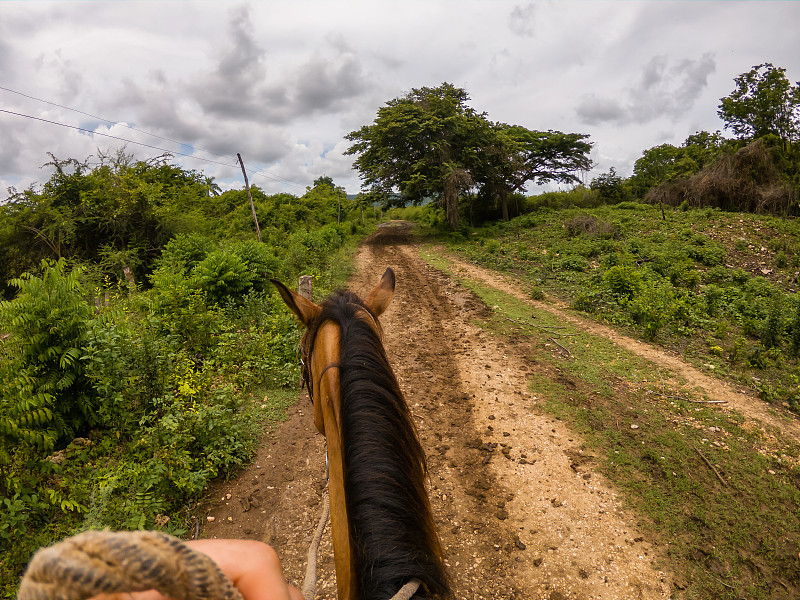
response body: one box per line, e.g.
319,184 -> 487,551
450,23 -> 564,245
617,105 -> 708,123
590,167 -> 629,203
0,154 -> 214,294
761,295 -> 784,350
603,265 -> 642,300
346,82 -> 592,229
231,240 -> 279,293
629,285 -> 673,341
443,201 -> 800,416
630,132 -> 726,197
158,233 -> 213,274
718,62 -> 800,141
0,144 -> 369,594
194,250 -> 252,305
686,234 -> 726,266
0,259 -> 95,447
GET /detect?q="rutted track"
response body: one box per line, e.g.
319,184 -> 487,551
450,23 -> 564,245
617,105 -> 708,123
201,223 -> 672,599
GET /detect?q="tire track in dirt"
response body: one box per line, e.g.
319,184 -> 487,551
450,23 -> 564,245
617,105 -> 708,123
353,225 -> 671,599
200,223 -> 673,599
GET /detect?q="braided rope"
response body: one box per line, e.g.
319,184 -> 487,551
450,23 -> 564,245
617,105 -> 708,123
301,491 -> 330,600
17,530 -> 243,600
18,493 -> 423,600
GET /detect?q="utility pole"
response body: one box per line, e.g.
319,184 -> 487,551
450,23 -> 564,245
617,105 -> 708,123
237,153 -> 262,243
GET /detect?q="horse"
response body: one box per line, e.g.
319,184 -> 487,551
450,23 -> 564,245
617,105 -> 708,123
272,268 -> 451,600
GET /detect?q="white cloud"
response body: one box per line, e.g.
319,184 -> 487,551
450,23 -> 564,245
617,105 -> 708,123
1,0 -> 799,197
576,53 -> 716,126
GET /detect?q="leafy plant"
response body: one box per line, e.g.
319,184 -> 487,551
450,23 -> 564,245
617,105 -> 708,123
603,265 -> 642,300
193,250 -> 252,305
0,259 -> 95,446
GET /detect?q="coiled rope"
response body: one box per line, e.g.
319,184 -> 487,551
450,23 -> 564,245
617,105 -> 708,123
17,529 -> 243,600
18,492 -> 421,600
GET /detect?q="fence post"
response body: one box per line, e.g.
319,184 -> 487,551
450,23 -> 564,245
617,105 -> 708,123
299,275 -> 313,301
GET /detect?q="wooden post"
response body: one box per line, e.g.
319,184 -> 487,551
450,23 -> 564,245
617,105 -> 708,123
237,153 -> 262,243
122,265 -> 136,291
299,275 -> 313,301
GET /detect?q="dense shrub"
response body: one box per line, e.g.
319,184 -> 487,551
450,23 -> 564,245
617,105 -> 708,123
0,260 -> 96,450
603,266 -> 642,300
194,251 -> 253,305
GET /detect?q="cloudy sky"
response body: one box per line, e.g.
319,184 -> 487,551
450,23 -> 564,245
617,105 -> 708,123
1,1 -> 799,197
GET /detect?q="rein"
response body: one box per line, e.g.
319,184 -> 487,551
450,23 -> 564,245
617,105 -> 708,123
301,483 -> 423,600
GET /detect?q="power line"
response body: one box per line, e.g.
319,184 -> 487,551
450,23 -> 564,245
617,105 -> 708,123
0,84 -> 309,189
0,108 -> 238,169
248,166 -> 307,189
1,106 -> 308,189
0,84 -> 238,165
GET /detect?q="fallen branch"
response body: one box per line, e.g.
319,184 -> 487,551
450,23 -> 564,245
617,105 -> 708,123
686,400 -> 727,404
695,447 -> 727,487
548,337 -> 572,357
658,393 -> 727,405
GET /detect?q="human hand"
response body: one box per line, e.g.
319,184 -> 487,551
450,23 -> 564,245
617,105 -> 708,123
89,539 -> 303,600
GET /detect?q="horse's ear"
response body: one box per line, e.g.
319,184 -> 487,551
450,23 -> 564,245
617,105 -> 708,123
271,279 -> 321,327
363,267 -> 395,317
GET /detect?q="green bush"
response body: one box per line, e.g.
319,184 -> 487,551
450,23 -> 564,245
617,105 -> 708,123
687,235 -> 726,266
230,241 -> 280,293
704,284 -> 726,317
603,266 -> 642,300
760,295 -> 784,350
629,285 -> 673,340
559,254 -> 590,272
0,259 -> 96,447
571,292 -> 598,312
484,239 -> 501,254
147,270 -> 221,352
158,233 -> 213,274
194,250 -> 253,305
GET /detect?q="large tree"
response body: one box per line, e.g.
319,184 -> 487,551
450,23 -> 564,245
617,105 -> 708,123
474,124 -> 592,221
346,83 -> 592,228
718,63 -> 800,143
345,83 -> 483,230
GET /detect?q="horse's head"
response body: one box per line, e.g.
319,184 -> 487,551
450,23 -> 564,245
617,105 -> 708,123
271,268 -> 395,436
275,268 -> 444,600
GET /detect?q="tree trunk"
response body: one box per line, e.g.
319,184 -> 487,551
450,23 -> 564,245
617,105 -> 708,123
501,191 -> 510,222
445,189 -> 459,230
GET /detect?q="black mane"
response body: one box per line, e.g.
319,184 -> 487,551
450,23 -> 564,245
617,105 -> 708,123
304,291 -> 451,600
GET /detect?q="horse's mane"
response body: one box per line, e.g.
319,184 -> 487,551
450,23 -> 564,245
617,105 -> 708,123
303,291 -> 451,600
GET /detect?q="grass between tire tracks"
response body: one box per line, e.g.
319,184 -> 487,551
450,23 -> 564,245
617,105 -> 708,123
421,247 -> 800,600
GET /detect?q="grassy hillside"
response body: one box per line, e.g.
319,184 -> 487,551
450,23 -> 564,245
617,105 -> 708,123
420,204 -> 800,597
437,202 -> 800,416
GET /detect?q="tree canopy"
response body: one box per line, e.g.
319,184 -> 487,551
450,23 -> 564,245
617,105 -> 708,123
346,83 -> 592,229
718,63 -> 800,142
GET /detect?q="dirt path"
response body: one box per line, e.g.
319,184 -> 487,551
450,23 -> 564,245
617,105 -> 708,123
201,223 -> 675,599
441,250 -> 800,451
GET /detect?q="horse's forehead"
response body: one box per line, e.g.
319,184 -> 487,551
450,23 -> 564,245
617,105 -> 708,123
315,320 -> 341,346
312,300 -> 380,338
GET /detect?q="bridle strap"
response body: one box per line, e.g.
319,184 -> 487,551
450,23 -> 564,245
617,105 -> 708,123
315,362 -> 341,399
301,357 -> 341,405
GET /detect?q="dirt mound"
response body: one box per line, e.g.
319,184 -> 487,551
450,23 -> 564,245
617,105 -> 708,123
363,220 -> 415,245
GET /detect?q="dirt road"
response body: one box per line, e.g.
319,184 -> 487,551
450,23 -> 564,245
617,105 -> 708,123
201,223 -> 673,599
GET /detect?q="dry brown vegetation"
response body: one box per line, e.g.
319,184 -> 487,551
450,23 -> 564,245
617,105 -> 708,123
648,138 -> 797,215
